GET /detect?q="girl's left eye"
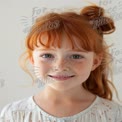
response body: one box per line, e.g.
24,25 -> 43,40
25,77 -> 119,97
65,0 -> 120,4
71,54 -> 84,59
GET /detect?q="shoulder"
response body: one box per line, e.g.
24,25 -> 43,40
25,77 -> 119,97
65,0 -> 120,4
0,96 -> 34,120
96,96 -> 122,121
97,96 -> 121,108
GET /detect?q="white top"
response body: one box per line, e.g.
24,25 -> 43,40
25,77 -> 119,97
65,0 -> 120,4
0,96 -> 122,122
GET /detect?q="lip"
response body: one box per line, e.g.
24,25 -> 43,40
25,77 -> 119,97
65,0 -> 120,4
48,75 -> 75,81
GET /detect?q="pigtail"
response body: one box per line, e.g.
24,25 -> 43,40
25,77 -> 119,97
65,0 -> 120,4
80,6 -> 118,100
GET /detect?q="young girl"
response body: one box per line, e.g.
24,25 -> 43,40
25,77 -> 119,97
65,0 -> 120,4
0,5 -> 122,122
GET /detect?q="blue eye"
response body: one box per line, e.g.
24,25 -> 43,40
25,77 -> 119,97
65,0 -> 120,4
41,54 -> 54,58
71,54 -> 84,59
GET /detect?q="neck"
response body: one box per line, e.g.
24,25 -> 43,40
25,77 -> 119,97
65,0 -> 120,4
39,85 -> 94,104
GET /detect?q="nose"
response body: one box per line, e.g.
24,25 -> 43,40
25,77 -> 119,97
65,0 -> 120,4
53,57 -> 69,71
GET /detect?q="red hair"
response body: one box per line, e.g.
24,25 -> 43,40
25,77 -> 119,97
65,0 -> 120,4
19,5 -> 118,100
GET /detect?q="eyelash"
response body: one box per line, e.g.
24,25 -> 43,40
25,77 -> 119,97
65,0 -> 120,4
40,53 -> 84,60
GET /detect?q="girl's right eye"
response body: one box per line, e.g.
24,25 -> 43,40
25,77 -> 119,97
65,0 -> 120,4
40,54 -> 54,59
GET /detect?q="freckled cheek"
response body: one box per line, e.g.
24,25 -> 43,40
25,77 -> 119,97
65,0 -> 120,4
35,60 -> 52,76
73,62 -> 92,75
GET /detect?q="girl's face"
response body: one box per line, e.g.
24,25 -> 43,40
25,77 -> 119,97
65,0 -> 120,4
30,33 -> 101,91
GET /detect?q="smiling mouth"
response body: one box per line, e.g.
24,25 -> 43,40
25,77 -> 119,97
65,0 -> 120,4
48,75 -> 75,81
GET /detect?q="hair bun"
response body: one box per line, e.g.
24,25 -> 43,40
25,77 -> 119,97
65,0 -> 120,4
80,6 -> 115,35
81,6 -> 104,20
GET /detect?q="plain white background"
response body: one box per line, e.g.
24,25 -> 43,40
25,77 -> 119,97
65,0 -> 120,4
0,0 -> 122,110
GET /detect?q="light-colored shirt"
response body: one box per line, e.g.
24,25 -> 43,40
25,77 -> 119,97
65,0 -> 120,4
0,96 -> 122,122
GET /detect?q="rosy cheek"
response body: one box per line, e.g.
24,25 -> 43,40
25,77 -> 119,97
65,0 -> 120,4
73,63 -> 89,73
39,62 -> 51,74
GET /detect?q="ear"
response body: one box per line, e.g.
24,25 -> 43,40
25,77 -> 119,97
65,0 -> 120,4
29,57 -> 34,65
91,53 -> 103,71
